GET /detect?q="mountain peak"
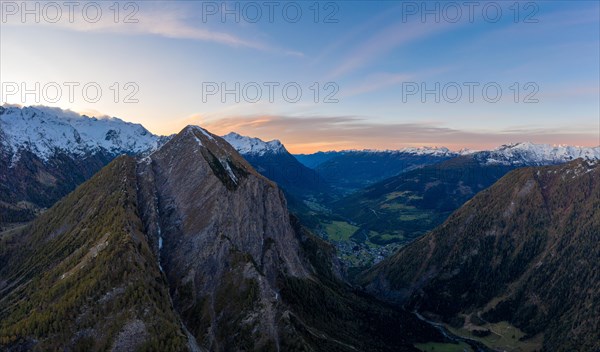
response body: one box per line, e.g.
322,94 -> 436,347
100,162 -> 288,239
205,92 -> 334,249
158,125 -> 267,190
182,124 -> 216,142
222,132 -> 286,156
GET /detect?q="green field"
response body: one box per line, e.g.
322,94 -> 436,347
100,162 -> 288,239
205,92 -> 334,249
415,342 -> 473,352
398,213 -> 430,221
303,199 -> 331,213
370,232 -> 399,241
324,221 -> 359,241
447,320 -> 543,352
380,202 -> 416,210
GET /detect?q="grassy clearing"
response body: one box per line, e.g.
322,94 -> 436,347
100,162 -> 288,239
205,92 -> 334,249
447,320 -> 543,352
324,221 -> 359,241
384,191 -> 409,201
380,203 -> 416,210
371,232 -> 402,241
414,341 -> 473,352
398,213 -> 430,221
303,200 -> 330,213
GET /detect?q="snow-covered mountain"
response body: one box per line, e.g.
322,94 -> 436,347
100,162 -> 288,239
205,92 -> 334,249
0,105 -> 163,162
222,132 -> 287,156
394,146 -> 457,157
350,147 -> 459,157
474,142 -> 600,166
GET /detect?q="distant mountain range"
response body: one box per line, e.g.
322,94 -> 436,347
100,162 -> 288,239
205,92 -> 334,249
295,143 -> 599,195
0,105 -> 165,160
295,149 -> 458,194
298,143 -> 600,169
221,132 -> 287,156
4,106 -> 597,177
335,142 -> 600,241
472,141 -> 600,166
358,159 -> 600,351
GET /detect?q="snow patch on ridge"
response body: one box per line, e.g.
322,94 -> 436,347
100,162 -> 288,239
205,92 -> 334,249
221,160 -> 238,185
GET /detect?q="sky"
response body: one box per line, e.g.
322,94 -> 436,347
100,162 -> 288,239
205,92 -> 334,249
1,0 -> 599,153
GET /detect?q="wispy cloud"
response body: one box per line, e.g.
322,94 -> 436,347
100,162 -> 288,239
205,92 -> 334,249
327,19 -> 459,79
310,5 -> 398,67
2,2 -> 302,55
184,114 -> 599,153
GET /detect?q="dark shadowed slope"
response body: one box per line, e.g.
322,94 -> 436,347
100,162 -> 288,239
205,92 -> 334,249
359,159 -> 600,351
313,149 -> 456,194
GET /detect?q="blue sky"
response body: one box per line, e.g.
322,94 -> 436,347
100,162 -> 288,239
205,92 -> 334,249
1,0 -> 598,152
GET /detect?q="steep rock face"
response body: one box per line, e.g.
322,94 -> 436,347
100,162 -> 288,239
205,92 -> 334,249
137,126 -> 309,349
359,159 -> 600,351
